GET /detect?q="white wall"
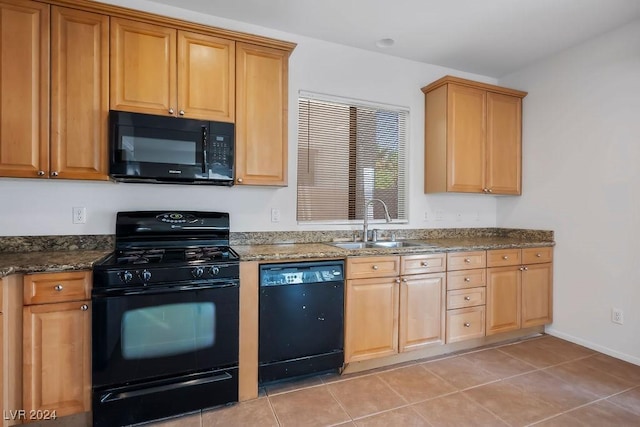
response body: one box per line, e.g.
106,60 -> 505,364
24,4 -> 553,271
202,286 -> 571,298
498,20 -> 640,363
0,0 -> 499,236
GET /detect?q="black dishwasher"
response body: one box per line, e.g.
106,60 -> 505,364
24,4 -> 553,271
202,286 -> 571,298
259,260 -> 344,383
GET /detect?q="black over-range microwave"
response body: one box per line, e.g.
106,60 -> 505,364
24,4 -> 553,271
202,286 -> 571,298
109,111 -> 235,185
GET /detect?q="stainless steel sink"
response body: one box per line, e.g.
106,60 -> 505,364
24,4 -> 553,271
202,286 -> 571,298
328,242 -> 372,250
327,240 -> 437,250
369,241 -> 423,248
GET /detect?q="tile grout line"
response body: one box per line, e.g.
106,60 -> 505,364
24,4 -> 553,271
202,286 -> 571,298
457,388 -> 512,426
324,381 -> 357,423
265,393 -> 284,427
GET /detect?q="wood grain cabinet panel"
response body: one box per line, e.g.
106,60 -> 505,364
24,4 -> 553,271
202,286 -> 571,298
399,273 -> 445,352
0,0 -> 49,178
110,18 -> 177,116
23,300 -> 91,418
346,256 -> 399,280
486,265 -> 521,335
422,76 -> 526,195
235,42 -> 289,186
486,248 -> 521,267
345,277 -> 399,363
521,263 -> 553,328
401,253 -> 446,275
22,271 -> 92,420
51,6 -> 109,180
447,268 -> 486,290
447,287 -> 485,310
178,31 -> 235,122
522,247 -> 553,265
446,306 -> 485,343
447,251 -> 486,271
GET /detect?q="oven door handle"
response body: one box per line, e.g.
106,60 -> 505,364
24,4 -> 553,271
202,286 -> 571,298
94,282 -> 238,297
99,371 -> 233,403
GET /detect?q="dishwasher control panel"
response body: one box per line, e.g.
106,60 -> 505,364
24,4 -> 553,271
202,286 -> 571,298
259,261 -> 344,286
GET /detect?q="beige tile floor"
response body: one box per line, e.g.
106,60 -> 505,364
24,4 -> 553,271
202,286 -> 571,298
44,335 -> 639,427
144,335 -> 640,427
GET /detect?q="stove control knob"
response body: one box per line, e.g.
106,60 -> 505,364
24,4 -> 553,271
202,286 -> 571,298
141,270 -> 152,282
192,267 -> 205,278
120,271 -> 133,283
209,266 -> 220,275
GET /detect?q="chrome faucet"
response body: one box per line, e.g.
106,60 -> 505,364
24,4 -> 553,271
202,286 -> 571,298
363,198 -> 392,242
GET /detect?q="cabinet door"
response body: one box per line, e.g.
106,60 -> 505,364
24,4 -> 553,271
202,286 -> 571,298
51,7 -> 108,180
235,43 -> 289,186
345,277 -> 398,363
446,84 -> 486,193
178,31 -> 234,122
486,266 -> 521,335
0,0 -> 49,178
521,263 -> 553,327
0,312 -> 3,420
23,301 -> 91,418
110,18 -> 176,116
399,273 -> 445,352
486,92 -> 521,195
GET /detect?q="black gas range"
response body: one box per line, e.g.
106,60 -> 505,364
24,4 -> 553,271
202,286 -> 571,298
92,211 -> 240,427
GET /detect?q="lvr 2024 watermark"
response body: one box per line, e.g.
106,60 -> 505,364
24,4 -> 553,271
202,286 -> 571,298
4,410 -> 57,421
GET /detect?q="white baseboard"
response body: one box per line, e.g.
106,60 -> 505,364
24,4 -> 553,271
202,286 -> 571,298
545,327 -> 640,366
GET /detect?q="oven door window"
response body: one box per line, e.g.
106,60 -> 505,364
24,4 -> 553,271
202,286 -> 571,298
121,302 -> 215,359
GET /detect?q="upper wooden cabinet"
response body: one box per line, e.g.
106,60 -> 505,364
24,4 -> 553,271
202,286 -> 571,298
0,0 -> 49,178
110,18 -> 235,122
422,76 -> 526,195
0,1 -> 108,180
235,43 -> 289,186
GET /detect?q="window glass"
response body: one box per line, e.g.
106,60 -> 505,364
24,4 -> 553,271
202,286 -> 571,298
297,95 -> 408,223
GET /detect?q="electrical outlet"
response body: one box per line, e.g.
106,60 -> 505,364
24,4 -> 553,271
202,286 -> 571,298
423,211 -> 429,221
435,210 -> 444,221
612,308 -> 624,325
270,208 -> 280,223
72,207 -> 86,224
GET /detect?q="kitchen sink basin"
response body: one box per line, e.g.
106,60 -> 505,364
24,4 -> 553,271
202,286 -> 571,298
327,240 -> 437,250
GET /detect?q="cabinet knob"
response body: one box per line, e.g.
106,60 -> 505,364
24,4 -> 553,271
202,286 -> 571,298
37,170 -> 45,176
464,258 -> 471,263
464,296 -> 471,301
536,253 -> 542,257
502,255 -> 508,260
523,266 -> 528,271
421,261 -> 429,267
179,110 -> 185,116
464,277 -> 471,282
464,322 -> 471,327
168,108 -> 174,114
237,178 -> 243,184
80,304 -> 89,311
487,188 -> 493,193
519,266 -> 524,271
402,278 -> 407,282
395,278 -> 401,284
482,188 -> 488,193
372,265 -> 379,270
51,171 -> 59,177
54,284 -> 63,291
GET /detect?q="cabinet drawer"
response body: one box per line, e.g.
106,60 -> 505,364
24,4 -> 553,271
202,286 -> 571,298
522,247 -> 553,265
447,287 -> 485,310
447,268 -> 486,290
401,253 -> 445,275
447,251 -> 486,271
24,271 -> 91,305
347,256 -> 400,279
446,306 -> 485,343
487,249 -> 521,267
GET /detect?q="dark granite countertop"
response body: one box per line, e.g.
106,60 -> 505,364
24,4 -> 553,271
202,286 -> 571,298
0,250 -> 111,278
233,236 -> 554,262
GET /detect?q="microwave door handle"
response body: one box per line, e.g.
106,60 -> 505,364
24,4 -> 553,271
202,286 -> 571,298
202,127 -> 208,175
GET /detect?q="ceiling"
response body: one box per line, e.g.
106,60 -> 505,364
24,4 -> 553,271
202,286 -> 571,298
148,0 -> 640,77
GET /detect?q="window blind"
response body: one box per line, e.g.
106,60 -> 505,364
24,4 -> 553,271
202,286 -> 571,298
297,95 -> 408,223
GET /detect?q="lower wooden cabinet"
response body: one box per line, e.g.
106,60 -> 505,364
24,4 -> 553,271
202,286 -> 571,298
446,306 -> 485,343
486,247 -> 553,335
0,311 -> 3,421
345,276 -> 399,362
345,254 -> 446,363
22,271 -> 91,420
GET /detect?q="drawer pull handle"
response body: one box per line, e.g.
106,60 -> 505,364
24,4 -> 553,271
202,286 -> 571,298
464,322 -> 471,327
536,253 -> 542,257
372,265 -> 379,270
502,255 -> 508,260
80,304 -> 89,311
54,284 -> 63,292
464,296 -> 471,301
464,258 -> 471,263
464,277 -> 471,282
421,261 -> 429,267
